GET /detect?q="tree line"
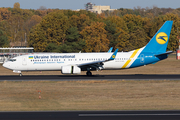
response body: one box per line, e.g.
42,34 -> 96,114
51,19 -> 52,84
0,2 -> 180,52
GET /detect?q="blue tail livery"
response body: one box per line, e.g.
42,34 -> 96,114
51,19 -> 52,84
129,21 -> 173,68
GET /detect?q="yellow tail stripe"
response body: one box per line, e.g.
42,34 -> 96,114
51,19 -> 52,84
121,49 -> 140,68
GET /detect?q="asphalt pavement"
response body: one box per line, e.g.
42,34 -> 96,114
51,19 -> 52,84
0,110 -> 180,120
1,74 -> 180,81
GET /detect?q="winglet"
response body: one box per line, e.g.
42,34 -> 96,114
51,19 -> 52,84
108,48 -> 118,60
108,47 -> 113,53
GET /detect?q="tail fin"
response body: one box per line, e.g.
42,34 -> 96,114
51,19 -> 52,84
142,21 -> 173,53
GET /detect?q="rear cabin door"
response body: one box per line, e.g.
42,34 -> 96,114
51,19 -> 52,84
140,54 -> 144,63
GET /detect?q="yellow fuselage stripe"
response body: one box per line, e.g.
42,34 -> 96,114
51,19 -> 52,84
121,49 -> 140,69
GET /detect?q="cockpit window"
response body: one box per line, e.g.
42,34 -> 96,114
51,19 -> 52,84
9,59 -> 16,62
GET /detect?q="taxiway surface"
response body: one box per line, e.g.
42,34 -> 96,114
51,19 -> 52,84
1,74 -> 180,81
1,110 -> 180,120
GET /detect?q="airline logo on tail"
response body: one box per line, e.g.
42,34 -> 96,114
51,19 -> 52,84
156,32 -> 168,44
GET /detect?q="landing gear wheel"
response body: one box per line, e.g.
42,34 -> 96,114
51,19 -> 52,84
86,71 -> 92,76
19,73 -> 22,77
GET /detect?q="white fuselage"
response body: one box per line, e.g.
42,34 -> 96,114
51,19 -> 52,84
3,48 -> 144,72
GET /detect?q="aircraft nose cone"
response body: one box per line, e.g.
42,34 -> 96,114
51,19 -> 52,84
3,62 -> 9,69
3,63 -> 6,67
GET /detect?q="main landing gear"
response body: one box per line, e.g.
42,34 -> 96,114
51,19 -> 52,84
86,71 -> 92,76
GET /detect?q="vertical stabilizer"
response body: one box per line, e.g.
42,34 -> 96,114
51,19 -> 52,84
142,21 -> 173,53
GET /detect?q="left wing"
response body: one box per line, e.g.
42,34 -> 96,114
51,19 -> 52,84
77,49 -> 118,70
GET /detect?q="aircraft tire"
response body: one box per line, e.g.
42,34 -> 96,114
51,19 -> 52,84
19,73 -> 22,77
86,71 -> 92,76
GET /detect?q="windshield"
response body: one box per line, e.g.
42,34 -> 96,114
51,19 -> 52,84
9,59 -> 16,62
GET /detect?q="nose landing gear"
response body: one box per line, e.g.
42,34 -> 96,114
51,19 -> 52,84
19,73 -> 22,76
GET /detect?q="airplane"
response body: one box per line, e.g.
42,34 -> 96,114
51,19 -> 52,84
3,21 -> 173,76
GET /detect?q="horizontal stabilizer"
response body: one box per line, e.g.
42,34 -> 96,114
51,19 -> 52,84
154,51 -> 173,57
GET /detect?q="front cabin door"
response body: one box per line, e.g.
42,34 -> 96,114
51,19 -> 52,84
22,56 -> 27,65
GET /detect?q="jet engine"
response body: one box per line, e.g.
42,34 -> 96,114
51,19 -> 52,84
61,65 -> 81,74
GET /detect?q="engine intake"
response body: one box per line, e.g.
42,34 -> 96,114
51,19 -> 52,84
61,65 -> 81,74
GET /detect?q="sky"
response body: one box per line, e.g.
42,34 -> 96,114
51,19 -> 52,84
0,0 -> 180,10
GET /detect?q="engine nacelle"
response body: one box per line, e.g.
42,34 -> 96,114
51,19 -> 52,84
61,65 -> 81,74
